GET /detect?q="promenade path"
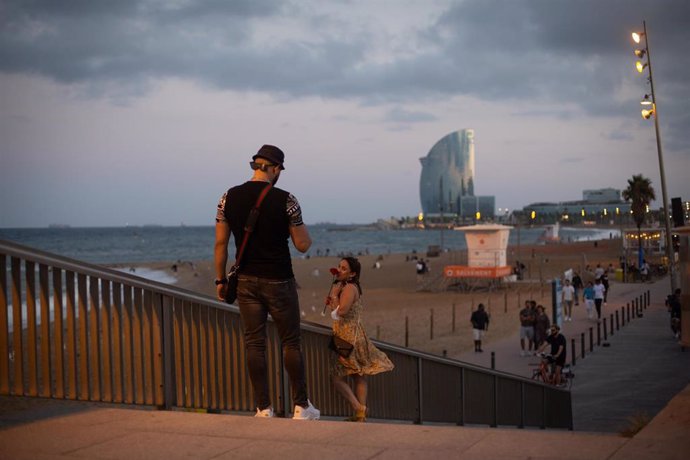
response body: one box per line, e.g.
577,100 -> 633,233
457,277 -> 690,433
2,278 -> 689,459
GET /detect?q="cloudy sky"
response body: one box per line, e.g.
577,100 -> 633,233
1,0 -> 689,227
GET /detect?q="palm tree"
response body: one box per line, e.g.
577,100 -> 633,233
622,174 -> 656,269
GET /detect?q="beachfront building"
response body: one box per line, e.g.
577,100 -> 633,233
522,188 -> 631,224
419,129 -> 495,220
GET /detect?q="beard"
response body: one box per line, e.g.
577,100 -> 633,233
271,172 -> 281,186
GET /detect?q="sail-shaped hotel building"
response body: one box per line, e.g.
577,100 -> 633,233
419,129 -> 494,219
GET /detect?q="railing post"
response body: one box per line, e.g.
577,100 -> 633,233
161,295 -> 174,410
589,327 -> 593,352
416,357 -> 423,424
571,339 -> 576,366
491,374 -> 498,428
597,321 -> 601,346
615,310 -> 620,331
459,367 -> 465,426
452,303 -> 456,333
580,333 -> 585,360
519,381 -> 525,429
610,314 -> 614,337
603,318 -> 608,341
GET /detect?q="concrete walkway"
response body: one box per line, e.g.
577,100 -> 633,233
457,277 -> 690,433
2,278 -> 689,459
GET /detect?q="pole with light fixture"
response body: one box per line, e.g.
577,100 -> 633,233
632,21 -> 676,292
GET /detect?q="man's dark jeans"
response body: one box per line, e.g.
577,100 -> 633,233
237,275 -> 308,410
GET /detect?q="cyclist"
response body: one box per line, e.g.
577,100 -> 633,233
537,324 -> 566,386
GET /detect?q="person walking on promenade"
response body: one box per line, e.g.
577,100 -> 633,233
572,271 -> 583,306
470,303 -> 490,352
601,271 -> 610,304
533,305 -> 551,349
561,279 -> 575,321
668,288 -> 682,339
593,277 -> 606,321
519,300 -> 536,356
583,281 -> 595,320
214,144 -> 320,420
326,257 -> 394,422
640,259 -> 650,282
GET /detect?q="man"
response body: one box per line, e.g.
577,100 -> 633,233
519,300 -> 536,356
571,271 -> 583,306
668,288 -> 682,339
538,324 -> 567,386
214,144 -> 319,420
561,279 -> 575,322
470,303 -> 490,352
593,277 -> 606,321
640,259 -> 650,282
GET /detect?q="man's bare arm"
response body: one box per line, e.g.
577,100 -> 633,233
214,222 -> 231,300
289,224 -> 312,253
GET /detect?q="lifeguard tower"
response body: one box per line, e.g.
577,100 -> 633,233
444,224 -> 513,290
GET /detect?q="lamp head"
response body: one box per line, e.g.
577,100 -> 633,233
636,61 -> 648,73
632,32 -> 643,44
634,49 -> 646,58
641,107 -> 655,119
640,94 -> 652,106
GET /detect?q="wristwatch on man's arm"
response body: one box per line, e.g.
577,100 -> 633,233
215,278 -> 227,286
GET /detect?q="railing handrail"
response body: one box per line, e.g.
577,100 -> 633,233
0,238 -> 573,429
0,238 -> 566,387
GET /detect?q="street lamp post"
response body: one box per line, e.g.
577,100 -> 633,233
632,20 -> 676,292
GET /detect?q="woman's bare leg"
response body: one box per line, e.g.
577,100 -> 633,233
333,375 -> 364,411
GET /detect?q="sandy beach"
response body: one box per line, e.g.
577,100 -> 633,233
118,236 -> 626,361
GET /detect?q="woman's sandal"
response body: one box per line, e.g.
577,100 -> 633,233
344,406 -> 367,422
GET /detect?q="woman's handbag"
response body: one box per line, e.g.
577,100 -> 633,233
224,183 -> 272,304
329,335 -> 354,358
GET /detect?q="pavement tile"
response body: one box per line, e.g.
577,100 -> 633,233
213,439 -> 383,460
462,430 -> 627,460
0,420 -> 130,457
324,422 -> 491,449
106,410 -> 354,443
68,431 -> 249,460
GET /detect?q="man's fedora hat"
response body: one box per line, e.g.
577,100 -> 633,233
252,144 -> 285,170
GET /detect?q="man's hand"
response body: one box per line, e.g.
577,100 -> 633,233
216,283 -> 227,301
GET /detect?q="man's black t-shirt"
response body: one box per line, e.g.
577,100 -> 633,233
546,333 -> 567,364
219,181 -> 303,279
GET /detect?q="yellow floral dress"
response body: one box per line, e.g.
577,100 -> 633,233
331,296 -> 394,377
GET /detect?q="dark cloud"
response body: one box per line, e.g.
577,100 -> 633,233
1,0 -> 689,150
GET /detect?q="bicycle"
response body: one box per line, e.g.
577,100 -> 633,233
531,352 -> 574,389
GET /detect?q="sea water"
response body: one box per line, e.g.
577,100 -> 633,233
0,224 -> 619,265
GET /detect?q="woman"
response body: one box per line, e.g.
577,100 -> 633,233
593,277 -> 606,320
326,257 -> 394,422
583,281 -> 595,319
533,305 -> 551,349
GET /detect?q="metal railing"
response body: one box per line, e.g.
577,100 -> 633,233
0,239 -> 572,429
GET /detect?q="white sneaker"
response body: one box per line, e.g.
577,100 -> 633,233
255,407 -> 275,418
292,400 -> 320,420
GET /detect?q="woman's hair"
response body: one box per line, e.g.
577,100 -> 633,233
342,256 -> 362,295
